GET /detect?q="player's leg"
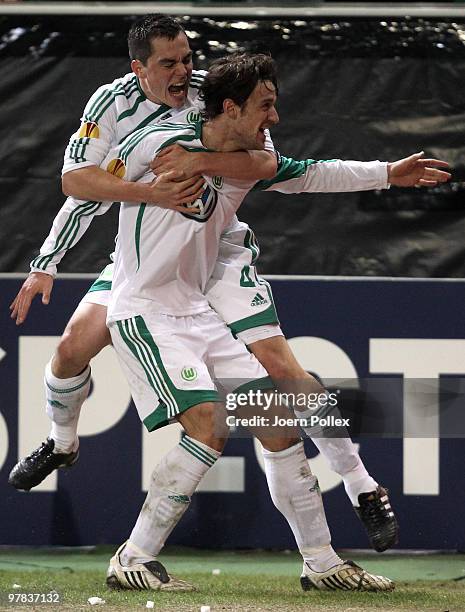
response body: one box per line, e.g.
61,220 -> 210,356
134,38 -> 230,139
208,315 -> 343,575
207,247 -> 398,552
247,333 -> 398,552
46,299 -> 110,449
8,283 -> 111,491
106,314 -> 227,591
211,321 -> 393,592
209,221 -> 377,498
256,435 -> 393,591
248,334 -> 378,499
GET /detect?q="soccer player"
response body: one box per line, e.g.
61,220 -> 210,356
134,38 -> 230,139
8,14 -> 449,553
99,52 -> 395,592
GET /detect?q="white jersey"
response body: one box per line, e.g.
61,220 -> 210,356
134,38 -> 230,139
62,71 -> 206,175
30,71 -> 207,276
106,109 -> 255,321
104,111 -> 389,323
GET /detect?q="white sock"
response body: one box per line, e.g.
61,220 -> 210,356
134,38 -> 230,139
311,437 -> 378,506
45,360 -> 91,453
262,441 -> 342,573
294,402 -> 378,506
121,435 -> 221,565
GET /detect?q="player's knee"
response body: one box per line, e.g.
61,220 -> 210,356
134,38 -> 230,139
259,435 -> 300,453
255,345 -> 302,380
54,329 -> 89,376
178,403 -> 228,452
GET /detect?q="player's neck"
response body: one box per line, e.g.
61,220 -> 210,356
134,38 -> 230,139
202,119 -> 243,153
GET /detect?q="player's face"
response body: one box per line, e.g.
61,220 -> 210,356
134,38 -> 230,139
235,80 -> 279,150
132,32 -> 193,108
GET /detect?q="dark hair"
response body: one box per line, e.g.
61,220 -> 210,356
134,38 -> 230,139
128,14 -> 186,64
199,53 -> 278,120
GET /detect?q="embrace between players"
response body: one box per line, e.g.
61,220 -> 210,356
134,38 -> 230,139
9,14 -> 450,593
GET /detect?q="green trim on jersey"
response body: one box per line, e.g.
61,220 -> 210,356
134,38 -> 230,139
84,79 -> 139,123
117,95 -> 147,122
70,78 -> 140,161
117,317 -> 219,431
244,228 -> 260,265
135,76 -> 146,99
119,104 -> 172,143
158,130 -> 200,153
135,203 -> 146,271
121,79 -> 139,99
68,137 -> 91,163
190,72 -> 205,88
253,155 -> 338,191
32,201 -> 102,271
88,279 -> 112,293
84,89 -> 116,123
233,375 -> 275,396
119,122 -> 194,163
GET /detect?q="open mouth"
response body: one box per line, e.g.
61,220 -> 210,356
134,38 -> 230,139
168,82 -> 187,96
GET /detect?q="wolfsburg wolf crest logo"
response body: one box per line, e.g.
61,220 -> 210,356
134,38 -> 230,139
181,366 -> 198,382
182,184 -> 218,223
187,110 -> 201,124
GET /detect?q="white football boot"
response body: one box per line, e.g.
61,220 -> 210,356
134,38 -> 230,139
301,559 -> 394,592
106,542 -> 195,591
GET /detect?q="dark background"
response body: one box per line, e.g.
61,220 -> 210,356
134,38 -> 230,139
1,14 -> 465,276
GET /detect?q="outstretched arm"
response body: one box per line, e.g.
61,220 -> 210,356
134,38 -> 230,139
387,152 -> 450,187
255,151 -> 450,194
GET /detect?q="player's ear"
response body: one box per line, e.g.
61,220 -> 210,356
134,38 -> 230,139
223,98 -> 238,120
131,59 -> 146,79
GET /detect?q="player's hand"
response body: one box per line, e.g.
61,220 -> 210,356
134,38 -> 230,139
144,170 -> 205,213
151,144 -> 202,180
10,271 -> 54,325
387,152 -> 451,188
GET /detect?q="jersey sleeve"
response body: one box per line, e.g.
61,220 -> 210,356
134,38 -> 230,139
30,127 -> 157,277
30,196 -> 112,277
254,153 -> 389,193
34,126 -> 191,276
62,83 -> 119,176
103,124 -> 188,186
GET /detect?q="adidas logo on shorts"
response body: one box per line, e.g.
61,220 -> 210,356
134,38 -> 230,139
250,292 -> 268,307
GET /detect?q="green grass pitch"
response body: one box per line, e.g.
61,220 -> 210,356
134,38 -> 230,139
0,547 -> 464,611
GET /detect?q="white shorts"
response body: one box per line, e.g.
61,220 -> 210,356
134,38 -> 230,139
82,259 -> 283,342
80,263 -> 113,307
108,309 -> 273,431
206,218 -> 280,336
236,324 -> 283,345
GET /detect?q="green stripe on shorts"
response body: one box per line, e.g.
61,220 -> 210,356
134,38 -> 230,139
87,279 -> 112,293
233,375 -> 275,395
117,316 -> 219,431
228,302 -> 279,337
